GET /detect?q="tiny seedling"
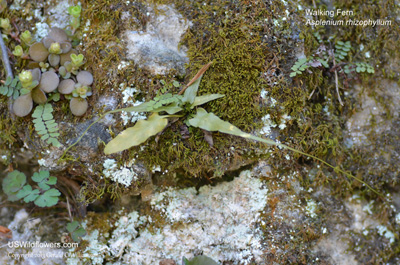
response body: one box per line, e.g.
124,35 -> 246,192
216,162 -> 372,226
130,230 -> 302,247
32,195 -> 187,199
68,5 -> 81,35
2,170 -> 61,207
2,170 -> 26,202
66,221 -> 86,242
158,79 -> 180,95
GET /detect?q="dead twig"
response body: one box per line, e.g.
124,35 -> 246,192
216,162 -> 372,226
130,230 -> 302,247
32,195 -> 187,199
178,62 -> 212,95
332,55 -> 344,106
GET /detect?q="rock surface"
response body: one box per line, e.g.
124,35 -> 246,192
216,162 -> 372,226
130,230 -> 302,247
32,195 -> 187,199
124,5 -> 190,75
1,0 -> 399,265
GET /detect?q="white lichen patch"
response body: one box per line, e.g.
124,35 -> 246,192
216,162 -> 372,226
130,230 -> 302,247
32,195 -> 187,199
362,200 -> 374,215
396,212 -> 400,225
47,0 -> 72,29
30,0 -> 71,40
117,60 -> 130,70
67,170 -> 268,264
260,89 -> 291,134
102,159 -> 138,187
67,229 -> 109,265
9,0 -> 26,10
109,212 -> 147,257
305,199 -> 318,218
260,88 -> 268,99
376,225 -> 395,244
124,5 -> 191,75
34,22 -> 50,41
278,113 -> 291,130
119,84 -> 147,125
36,148 -> 66,172
121,84 -> 138,103
260,114 -> 277,135
143,171 -> 268,264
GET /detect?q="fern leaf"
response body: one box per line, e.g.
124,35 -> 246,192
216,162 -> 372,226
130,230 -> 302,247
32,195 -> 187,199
5,76 -> 12,86
32,103 -> 61,147
0,86 -> 8,95
0,77 -> 21,99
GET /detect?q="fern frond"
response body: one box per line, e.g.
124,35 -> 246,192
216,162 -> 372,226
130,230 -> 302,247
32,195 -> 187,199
0,76 -> 22,99
32,103 -> 62,147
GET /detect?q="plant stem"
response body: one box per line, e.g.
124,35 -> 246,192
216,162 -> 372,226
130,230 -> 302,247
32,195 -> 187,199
247,134 -> 383,197
0,31 -> 16,118
332,53 -> 343,106
0,32 -> 13,79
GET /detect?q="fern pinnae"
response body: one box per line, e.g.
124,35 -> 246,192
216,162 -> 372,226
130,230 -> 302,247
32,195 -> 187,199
32,103 -> 61,147
0,76 -> 22,99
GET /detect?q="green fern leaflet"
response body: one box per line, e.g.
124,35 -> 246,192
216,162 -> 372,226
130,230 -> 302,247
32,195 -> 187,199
32,103 -> 61,147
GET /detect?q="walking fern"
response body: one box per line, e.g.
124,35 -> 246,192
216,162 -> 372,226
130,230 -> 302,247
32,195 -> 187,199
61,63 -> 382,196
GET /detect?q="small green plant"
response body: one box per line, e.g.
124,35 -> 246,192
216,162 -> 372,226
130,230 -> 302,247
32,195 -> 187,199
72,83 -> 92,99
182,255 -> 219,265
7,25 -> 93,117
2,170 -> 26,202
32,103 -> 61,147
63,63 -> 382,196
18,70 -> 39,93
290,39 -> 371,77
66,221 -> 86,242
2,170 -> 61,207
68,5 -> 81,33
0,76 -> 22,99
12,45 -> 23,57
20,30 -> 34,46
39,61 -> 50,72
334,40 -> 351,61
313,31 -> 323,43
344,62 -> 375,74
355,62 -> 374,73
64,53 -> 85,75
0,0 -> 6,13
0,17 -> 11,34
290,37 -> 374,106
290,57 -> 309,76
158,79 -> 180,95
47,92 -> 60,102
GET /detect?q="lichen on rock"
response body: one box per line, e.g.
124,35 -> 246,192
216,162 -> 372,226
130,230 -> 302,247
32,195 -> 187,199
124,4 -> 190,75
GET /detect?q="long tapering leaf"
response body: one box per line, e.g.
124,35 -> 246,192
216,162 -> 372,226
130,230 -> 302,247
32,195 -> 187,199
188,108 -> 382,196
108,101 -> 154,114
104,113 -> 168,154
191,94 -> 225,108
151,102 -> 183,114
182,76 -> 203,104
